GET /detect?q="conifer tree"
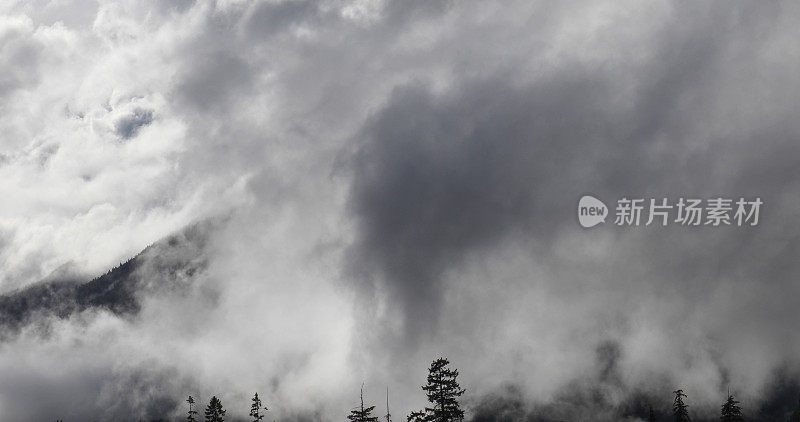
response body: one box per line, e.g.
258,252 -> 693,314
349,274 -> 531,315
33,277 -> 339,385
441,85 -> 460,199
205,396 -> 226,422
385,387 -> 392,422
673,390 -> 691,422
407,357 -> 466,422
720,393 -> 743,421
348,385 -> 380,422
187,396 -> 199,422
250,392 -> 266,422
648,405 -> 657,422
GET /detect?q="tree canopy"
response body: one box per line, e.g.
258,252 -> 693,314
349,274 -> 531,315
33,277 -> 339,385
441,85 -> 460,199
408,357 -> 466,422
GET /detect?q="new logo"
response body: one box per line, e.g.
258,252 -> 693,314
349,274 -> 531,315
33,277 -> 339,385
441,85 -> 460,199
578,195 -> 608,228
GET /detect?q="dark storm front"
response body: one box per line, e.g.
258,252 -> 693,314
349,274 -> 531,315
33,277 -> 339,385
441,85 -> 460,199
5,0 -> 800,421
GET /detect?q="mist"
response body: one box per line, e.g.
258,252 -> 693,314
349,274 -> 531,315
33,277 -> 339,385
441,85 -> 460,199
1,0 -> 800,421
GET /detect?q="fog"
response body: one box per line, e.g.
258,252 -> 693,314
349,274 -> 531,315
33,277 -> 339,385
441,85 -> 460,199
1,1 -> 799,420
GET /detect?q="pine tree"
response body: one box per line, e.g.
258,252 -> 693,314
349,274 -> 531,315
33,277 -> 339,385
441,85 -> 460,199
385,387 -> 392,422
408,357 -> 466,422
205,396 -> 226,422
720,394 -> 743,421
673,390 -> 691,422
648,405 -> 657,422
349,385 -> 380,422
187,396 -> 199,422
250,392 -> 267,422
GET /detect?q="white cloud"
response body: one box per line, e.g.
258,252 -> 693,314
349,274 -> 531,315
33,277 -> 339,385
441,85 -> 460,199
1,1 -> 800,421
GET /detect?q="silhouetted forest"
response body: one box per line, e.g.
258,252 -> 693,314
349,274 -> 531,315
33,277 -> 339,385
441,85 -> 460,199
0,221 -> 211,339
43,357 -> 800,422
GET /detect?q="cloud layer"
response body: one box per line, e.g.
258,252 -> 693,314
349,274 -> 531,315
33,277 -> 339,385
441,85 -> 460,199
1,0 -> 800,420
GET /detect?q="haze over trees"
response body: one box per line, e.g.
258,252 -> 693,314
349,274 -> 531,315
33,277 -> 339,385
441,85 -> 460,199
721,393 -> 744,421
56,359 -> 800,421
788,395 -> 800,422
673,389 -> 691,422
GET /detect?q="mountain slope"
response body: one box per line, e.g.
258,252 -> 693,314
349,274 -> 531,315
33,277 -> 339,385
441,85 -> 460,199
0,221 -> 212,336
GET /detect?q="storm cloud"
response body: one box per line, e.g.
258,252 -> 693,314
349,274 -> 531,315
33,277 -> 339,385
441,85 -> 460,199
0,0 -> 800,421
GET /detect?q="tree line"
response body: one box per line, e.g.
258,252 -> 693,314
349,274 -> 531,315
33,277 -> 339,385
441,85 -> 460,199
54,356 -> 800,421
182,357 -> 465,422
184,390 -> 268,422
662,388 -> 800,422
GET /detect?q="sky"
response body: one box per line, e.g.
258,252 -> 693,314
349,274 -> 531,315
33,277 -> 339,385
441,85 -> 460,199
1,0 -> 800,421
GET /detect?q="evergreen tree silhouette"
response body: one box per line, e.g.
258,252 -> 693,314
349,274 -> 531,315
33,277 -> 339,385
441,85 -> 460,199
720,393 -> 743,421
648,405 -> 657,422
407,357 -> 466,422
385,387 -> 392,422
187,396 -> 199,422
250,392 -> 267,422
205,396 -> 226,422
673,390 -> 691,422
348,385 -> 379,422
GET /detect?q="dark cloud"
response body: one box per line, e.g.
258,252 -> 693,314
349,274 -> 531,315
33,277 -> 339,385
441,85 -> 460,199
94,365 -> 189,421
344,2 -> 800,417
0,18 -> 42,98
245,0 -> 321,39
466,346 -> 799,421
115,108 -> 154,139
4,0 -> 800,420
175,49 -> 256,113
347,73 -> 620,338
